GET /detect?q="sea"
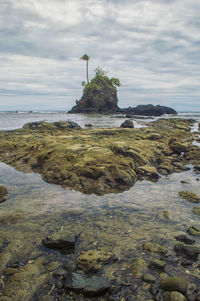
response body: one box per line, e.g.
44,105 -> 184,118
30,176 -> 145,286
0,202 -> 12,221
0,110 -> 200,299
0,110 -> 200,131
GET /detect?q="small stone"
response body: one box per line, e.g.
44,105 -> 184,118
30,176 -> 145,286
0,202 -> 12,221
130,258 -> 147,278
0,185 -> 8,203
163,291 -> 186,301
77,249 -> 114,272
142,273 -> 156,283
175,234 -> 195,245
149,259 -> 166,270
174,243 -> 199,260
143,242 -> 167,255
120,120 -> 134,128
179,191 -> 200,203
187,225 -> 200,236
193,206 -> 200,215
42,236 -> 75,253
159,276 -> 188,294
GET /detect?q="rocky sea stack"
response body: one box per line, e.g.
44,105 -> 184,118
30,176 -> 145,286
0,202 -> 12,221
69,67 -> 121,114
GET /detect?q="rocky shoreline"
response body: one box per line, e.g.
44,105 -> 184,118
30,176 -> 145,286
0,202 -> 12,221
0,118 -> 200,300
0,118 -> 199,195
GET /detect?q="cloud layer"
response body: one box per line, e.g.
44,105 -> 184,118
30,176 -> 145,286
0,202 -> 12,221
0,0 -> 199,111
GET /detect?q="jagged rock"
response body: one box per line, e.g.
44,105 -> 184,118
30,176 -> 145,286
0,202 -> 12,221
120,120 -> 134,128
178,191 -> 200,203
159,276 -> 188,294
169,138 -> 188,154
0,185 -> 8,203
64,272 -> 110,296
77,250 -> 114,272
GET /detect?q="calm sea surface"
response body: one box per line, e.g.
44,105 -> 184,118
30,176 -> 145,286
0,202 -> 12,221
0,111 -> 200,298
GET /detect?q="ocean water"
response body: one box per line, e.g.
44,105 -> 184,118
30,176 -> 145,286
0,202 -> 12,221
0,110 -> 199,131
0,111 -> 200,299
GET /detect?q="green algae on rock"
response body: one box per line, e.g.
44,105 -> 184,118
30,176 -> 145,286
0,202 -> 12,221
0,185 -> 8,203
0,118 -> 196,195
179,191 -> 200,203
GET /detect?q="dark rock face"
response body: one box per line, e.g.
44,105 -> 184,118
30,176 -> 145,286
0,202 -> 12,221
69,80 -> 120,114
122,104 -> 177,116
42,237 -> 75,253
64,272 -> 110,296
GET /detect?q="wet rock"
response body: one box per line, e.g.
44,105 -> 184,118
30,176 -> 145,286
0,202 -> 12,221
193,165 -> 200,174
23,120 -> 81,130
186,283 -> 197,301
64,272 -> 110,296
0,240 -> 33,274
169,137 -> 188,154
137,166 -> 160,181
174,243 -> 199,259
159,276 -> 188,294
38,297 -> 56,301
0,185 -> 8,203
175,234 -> 195,245
85,123 -> 93,127
77,249 -> 114,272
130,258 -> 147,278
142,273 -> 156,283
149,259 -> 166,270
120,120 -> 134,128
193,206 -> 200,215
179,191 -> 200,203
1,257 -> 50,300
4,268 -> 19,276
42,233 -> 75,253
142,242 -> 167,255
163,291 -> 186,301
187,225 -> 200,236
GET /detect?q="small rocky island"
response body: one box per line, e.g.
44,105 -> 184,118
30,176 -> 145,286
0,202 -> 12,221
69,67 -> 177,116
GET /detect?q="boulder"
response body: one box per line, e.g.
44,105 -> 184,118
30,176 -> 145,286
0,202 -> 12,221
174,243 -> 199,259
163,291 -> 186,301
122,104 -> 177,116
193,206 -> 200,215
120,120 -> 134,128
42,236 -> 75,253
0,185 -> 8,203
149,259 -> 166,270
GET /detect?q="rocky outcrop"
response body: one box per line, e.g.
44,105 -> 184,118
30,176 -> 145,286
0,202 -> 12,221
122,104 -> 177,116
69,77 -> 120,114
0,118 -> 195,195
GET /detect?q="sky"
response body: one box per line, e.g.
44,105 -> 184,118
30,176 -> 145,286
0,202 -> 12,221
0,0 -> 200,111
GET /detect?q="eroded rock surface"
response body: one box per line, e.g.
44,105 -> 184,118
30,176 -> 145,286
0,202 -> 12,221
0,118 -> 196,195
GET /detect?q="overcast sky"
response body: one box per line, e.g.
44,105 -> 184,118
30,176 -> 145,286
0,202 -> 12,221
0,0 -> 200,111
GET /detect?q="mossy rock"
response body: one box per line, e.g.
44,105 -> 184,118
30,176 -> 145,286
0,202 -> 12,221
193,206 -> 200,215
142,242 -> 167,254
178,191 -> 200,203
0,185 -> 8,202
159,276 -> 188,294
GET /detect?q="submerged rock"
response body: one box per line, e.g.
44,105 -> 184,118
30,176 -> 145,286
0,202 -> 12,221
163,291 -> 186,301
77,249 -> 114,272
120,120 -> 134,128
174,243 -> 199,259
187,225 -> 200,236
1,257 -> 50,301
178,191 -> 200,203
42,236 -> 75,253
175,234 -> 195,245
149,259 -> 166,270
64,272 -> 110,296
193,206 -> 200,215
0,185 -> 8,203
142,273 -> 156,283
142,242 -> 167,255
130,258 -> 147,278
0,240 -> 33,274
159,276 -> 188,294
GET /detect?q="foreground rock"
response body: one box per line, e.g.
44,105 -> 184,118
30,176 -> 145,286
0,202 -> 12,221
64,272 -> 110,296
179,191 -> 200,203
77,249 -> 114,272
1,257 -> 50,301
0,118 -> 195,195
0,185 -> 8,203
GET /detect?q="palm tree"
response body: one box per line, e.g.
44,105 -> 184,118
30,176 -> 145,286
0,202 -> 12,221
81,54 -> 90,84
